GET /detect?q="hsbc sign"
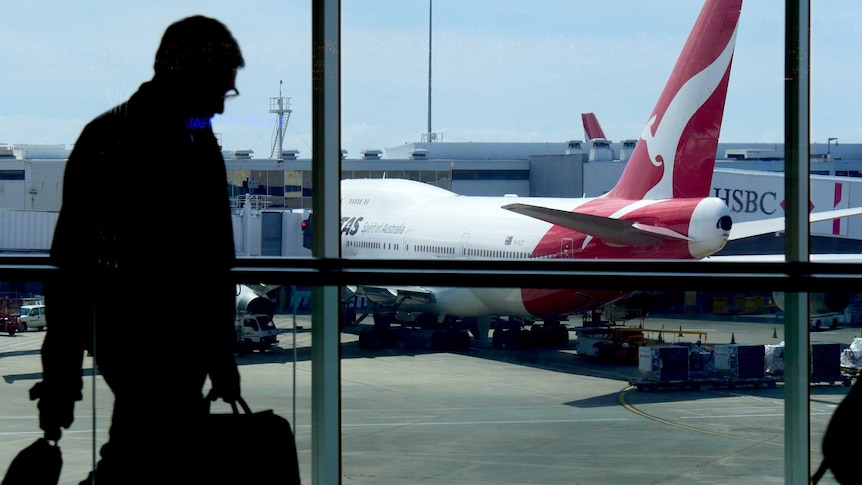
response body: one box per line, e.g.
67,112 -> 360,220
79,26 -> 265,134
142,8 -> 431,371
712,188 -> 778,215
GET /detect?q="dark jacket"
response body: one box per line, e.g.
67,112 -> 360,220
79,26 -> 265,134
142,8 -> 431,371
41,78 -> 237,406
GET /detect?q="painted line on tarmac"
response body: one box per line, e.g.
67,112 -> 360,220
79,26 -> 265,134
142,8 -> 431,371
339,417 -> 630,428
618,386 -> 783,447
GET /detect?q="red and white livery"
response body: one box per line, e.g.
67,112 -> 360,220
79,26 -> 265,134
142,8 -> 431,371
339,0 -> 858,343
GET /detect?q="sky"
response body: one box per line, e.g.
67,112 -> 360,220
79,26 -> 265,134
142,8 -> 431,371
2,1 -> 860,158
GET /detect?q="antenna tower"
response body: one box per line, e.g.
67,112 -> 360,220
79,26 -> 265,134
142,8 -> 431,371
269,80 -> 293,159
425,0 -> 434,142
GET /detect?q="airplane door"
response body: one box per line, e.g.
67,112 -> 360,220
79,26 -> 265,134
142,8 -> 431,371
561,238 -> 574,259
460,233 -> 471,257
402,230 -> 412,257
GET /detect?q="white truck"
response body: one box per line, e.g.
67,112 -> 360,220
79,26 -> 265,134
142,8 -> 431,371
19,304 -> 47,331
235,311 -> 278,353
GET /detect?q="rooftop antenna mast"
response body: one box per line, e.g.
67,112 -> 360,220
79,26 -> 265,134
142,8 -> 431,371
269,80 -> 293,159
421,1 -> 441,144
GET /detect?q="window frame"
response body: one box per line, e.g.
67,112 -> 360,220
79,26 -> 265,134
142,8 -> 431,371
0,1 -> 846,483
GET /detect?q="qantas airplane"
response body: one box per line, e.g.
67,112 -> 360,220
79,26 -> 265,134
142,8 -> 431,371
581,112 -> 607,142
338,0 -> 861,349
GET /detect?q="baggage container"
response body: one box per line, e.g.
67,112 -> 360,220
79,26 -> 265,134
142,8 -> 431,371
638,345 -> 688,381
714,344 -> 765,379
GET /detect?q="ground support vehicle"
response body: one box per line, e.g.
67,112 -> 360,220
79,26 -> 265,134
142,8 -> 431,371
840,367 -> 860,386
18,304 -> 46,331
765,371 -> 850,387
575,324 -> 708,365
839,337 -> 862,385
0,297 -> 23,335
0,313 -> 20,336
630,374 -> 779,392
632,342 -> 779,391
235,312 -> 278,354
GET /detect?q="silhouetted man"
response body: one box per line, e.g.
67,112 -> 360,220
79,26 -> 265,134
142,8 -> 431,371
31,15 -> 244,483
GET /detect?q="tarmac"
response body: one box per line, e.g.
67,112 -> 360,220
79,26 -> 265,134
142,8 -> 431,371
0,313 -> 857,484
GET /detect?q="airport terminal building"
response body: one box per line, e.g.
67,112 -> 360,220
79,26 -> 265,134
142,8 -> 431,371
4,138 -> 862,257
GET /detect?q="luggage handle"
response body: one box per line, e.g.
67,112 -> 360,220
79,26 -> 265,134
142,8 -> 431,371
204,390 -> 252,415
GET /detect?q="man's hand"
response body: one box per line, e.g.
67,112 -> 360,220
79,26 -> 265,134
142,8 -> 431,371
208,358 -> 240,403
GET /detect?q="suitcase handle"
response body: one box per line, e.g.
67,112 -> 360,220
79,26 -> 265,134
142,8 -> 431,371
204,390 -> 252,415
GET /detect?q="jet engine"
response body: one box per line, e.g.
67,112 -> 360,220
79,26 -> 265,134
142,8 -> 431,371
772,291 -> 850,317
236,283 -> 276,318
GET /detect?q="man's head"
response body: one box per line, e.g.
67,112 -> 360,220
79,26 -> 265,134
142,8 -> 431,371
153,15 -> 244,117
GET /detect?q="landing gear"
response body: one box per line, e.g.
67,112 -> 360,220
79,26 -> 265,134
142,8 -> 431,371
491,318 -> 568,349
430,329 -> 471,351
358,327 -> 398,349
357,309 -> 399,349
341,305 -> 358,327
530,320 -> 569,347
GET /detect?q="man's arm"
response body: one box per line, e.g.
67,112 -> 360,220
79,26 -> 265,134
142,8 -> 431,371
33,121 -> 107,440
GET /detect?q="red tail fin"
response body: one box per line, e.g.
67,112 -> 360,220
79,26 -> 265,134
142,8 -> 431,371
606,0 -> 742,200
581,112 -> 606,141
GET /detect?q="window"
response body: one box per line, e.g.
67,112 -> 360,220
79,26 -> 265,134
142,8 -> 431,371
0,170 -> 25,181
1,1 -> 860,483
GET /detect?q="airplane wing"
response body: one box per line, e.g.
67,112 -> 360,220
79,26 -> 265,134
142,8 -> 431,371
501,203 -> 691,246
705,253 -> 862,262
729,207 -> 862,241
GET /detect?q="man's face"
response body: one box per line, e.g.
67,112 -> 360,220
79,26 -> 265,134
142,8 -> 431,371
213,68 -> 238,115
189,67 -> 238,118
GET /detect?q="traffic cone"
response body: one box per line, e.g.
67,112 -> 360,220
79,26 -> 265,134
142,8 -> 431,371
773,327 -> 778,339
730,332 -> 736,344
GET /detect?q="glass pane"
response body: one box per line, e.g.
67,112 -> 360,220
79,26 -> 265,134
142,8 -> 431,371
236,282 -> 310,483
337,283 -> 860,482
334,1 -> 825,268
1,3 -> 314,482
806,0 -> 862,261
4,0 -> 862,483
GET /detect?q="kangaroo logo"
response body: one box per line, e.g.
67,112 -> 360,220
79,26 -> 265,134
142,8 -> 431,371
641,26 -> 739,200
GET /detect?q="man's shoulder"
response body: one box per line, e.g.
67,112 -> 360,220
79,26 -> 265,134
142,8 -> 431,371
78,102 -> 131,140
92,102 -> 132,126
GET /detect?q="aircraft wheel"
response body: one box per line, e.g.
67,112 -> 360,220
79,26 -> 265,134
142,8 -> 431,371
430,331 -> 447,351
492,328 -> 506,348
529,325 -> 545,346
403,333 -> 425,350
554,325 -> 569,347
511,329 -> 531,350
454,331 -> 471,351
359,329 -> 380,349
341,307 -> 358,327
382,329 -> 398,348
